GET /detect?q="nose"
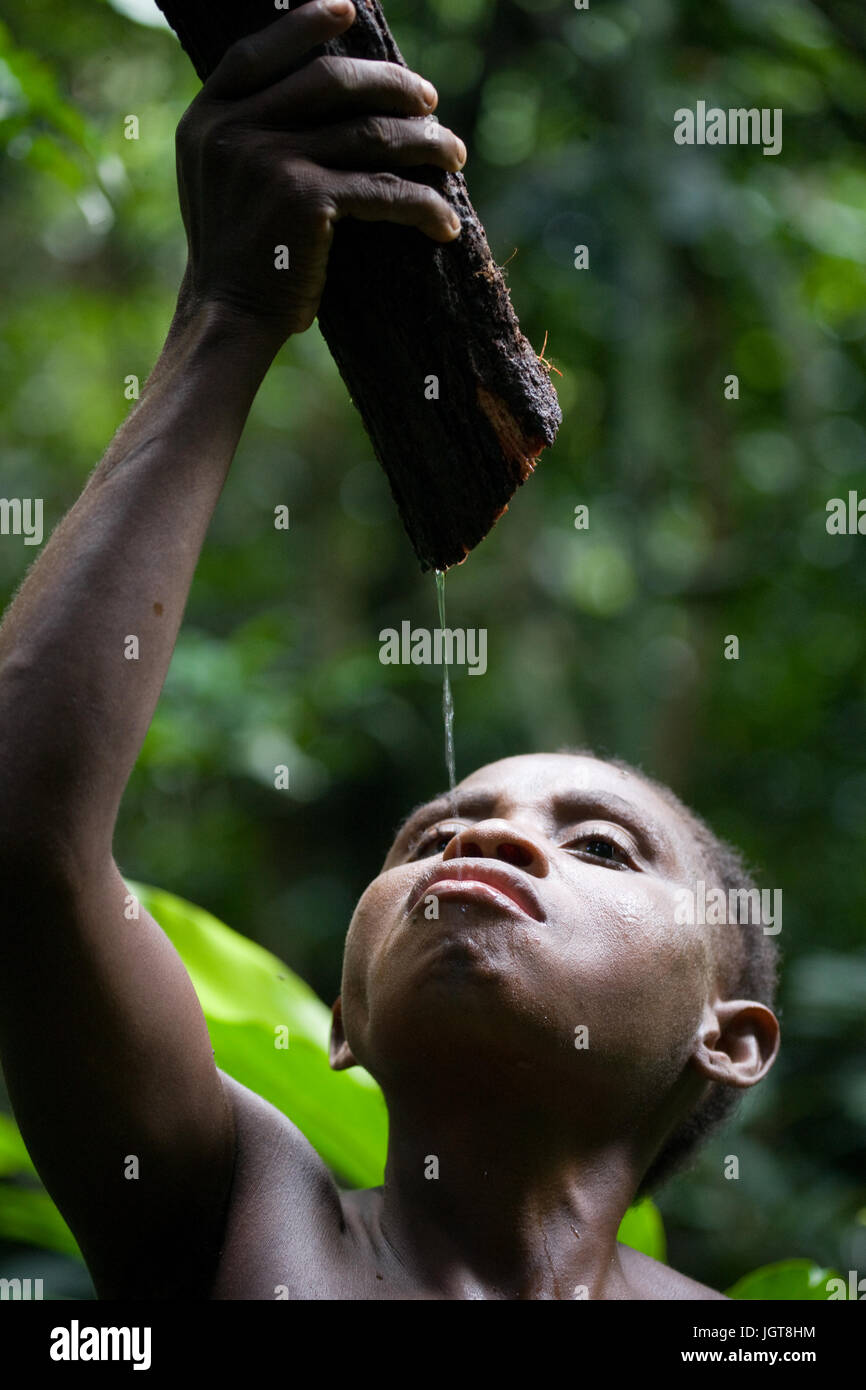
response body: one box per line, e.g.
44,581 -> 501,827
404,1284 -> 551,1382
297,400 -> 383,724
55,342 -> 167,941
442,819 -> 549,878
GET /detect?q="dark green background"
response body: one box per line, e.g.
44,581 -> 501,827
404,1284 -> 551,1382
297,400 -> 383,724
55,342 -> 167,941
1,0 -> 865,1296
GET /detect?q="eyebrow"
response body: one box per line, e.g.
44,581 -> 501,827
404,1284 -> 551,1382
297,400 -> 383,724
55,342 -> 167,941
391,792 -> 474,849
551,790 -> 673,863
390,787 -> 674,865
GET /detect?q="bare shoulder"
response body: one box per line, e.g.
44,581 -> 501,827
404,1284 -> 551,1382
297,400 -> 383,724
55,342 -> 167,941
217,1069 -> 342,1202
619,1243 -> 729,1301
209,1070 -> 349,1298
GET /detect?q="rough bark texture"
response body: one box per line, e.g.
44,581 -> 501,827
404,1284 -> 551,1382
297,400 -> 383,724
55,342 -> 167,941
156,0 -> 561,570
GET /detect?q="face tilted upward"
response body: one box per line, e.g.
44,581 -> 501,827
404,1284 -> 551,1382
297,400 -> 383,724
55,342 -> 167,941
336,754 -> 724,1145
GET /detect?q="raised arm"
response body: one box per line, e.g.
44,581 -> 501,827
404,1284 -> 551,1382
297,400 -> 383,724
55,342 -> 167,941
0,0 -> 464,1297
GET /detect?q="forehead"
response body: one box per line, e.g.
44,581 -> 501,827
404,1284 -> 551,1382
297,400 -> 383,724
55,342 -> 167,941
385,753 -> 701,871
459,753 -> 648,803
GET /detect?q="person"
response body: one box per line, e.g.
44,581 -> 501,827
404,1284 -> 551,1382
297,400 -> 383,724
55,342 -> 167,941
0,0 -> 779,1300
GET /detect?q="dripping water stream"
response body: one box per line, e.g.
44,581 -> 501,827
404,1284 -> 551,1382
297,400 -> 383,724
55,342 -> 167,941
434,569 -> 457,813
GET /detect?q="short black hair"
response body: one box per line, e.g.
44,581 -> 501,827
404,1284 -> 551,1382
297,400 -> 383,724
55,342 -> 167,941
555,747 -> 780,1196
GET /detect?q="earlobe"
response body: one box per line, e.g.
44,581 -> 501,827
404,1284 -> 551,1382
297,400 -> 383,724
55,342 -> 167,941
692,999 -> 780,1088
328,996 -> 358,1072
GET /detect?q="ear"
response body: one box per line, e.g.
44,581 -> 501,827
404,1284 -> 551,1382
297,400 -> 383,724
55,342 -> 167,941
328,996 -> 358,1072
692,999 -> 780,1088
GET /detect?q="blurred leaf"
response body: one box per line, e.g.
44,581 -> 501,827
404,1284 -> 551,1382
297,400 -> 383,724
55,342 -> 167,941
726,1260 -> 840,1300
0,21 -> 93,154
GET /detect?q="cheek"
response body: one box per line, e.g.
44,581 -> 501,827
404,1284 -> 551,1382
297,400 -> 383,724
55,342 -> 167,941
340,889 -> 379,1010
611,883 -> 708,959
563,882 -> 710,1061
340,873 -> 406,1027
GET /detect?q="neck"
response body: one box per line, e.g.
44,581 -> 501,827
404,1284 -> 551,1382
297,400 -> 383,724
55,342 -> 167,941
378,1094 -> 644,1300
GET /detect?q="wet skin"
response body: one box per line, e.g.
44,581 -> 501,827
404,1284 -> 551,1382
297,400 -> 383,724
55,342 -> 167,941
210,753 -> 779,1300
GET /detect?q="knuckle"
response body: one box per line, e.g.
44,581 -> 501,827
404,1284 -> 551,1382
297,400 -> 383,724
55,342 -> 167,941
281,160 -> 315,202
176,107 -> 217,164
311,54 -> 346,87
282,167 -> 334,232
214,39 -> 253,94
339,57 -> 363,90
307,198 -> 336,239
233,35 -> 262,75
199,114 -> 235,165
176,95 -> 207,147
370,171 -> 404,198
363,114 -> 392,149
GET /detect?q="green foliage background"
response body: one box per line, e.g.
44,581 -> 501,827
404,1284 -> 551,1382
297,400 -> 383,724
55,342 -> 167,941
1,0 -> 865,1296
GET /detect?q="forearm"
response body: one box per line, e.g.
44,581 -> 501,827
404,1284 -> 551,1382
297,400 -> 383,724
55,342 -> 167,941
0,294 -> 282,864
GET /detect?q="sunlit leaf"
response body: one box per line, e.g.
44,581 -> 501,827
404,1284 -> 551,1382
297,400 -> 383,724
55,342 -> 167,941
617,1198 -> 666,1261
0,1183 -> 82,1259
726,1259 -> 841,1300
128,880 -> 388,1188
0,1112 -> 36,1179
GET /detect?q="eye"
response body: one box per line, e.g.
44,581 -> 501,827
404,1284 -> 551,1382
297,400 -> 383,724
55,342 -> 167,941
564,832 -> 633,869
406,823 -> 463,860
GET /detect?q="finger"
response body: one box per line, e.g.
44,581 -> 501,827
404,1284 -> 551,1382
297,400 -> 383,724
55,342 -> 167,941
326,169 -> 462,242
298,114 -> 467,173
207,0 -> 357,101
251,55 -> 438,126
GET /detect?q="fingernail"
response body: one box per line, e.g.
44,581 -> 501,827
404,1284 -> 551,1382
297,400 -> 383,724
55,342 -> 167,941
421,80 -> 437,108
456,139 -> 467,166
448,213 -> 461,234
326,0 -> 352,14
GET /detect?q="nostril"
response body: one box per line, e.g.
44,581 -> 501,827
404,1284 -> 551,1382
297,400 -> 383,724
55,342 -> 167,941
497,841 -> 533,868
458,839 -> 482,858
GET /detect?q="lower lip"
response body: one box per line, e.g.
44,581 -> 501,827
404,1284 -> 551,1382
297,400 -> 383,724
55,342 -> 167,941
412,879 -> 534,919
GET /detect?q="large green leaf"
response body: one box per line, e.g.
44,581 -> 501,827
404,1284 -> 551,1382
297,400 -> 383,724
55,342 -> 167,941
127,880 -> 388,1188
0,1184 -> 81,1258
617,1198 -> 666,1261
0,1112 -> 36,1179
726,1260 -> 841,1300
0,1028 -> 81,1261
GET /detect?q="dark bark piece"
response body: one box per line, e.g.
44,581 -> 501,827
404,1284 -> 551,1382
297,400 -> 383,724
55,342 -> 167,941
156,0 -> 561,570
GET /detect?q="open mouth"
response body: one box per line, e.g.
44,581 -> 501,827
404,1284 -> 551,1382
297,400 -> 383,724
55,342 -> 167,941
407,862 -> 545,923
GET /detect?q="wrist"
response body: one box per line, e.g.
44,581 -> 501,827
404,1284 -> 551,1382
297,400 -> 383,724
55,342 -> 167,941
124,283 -> 288,464
170,274 -> 291,374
